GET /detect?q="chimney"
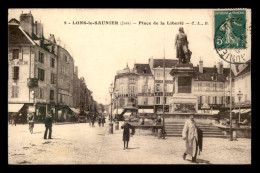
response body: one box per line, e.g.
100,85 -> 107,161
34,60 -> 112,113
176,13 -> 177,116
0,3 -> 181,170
20,12 -> 34,37
217,61 -> 223,74
199,59 -> 203,73
36,22 -> 43,39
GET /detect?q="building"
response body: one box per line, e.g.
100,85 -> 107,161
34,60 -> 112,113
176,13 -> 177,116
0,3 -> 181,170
8,12 -> 99,122
193,60 -> 235,112
113,64 -> 139,118
233,60 -> 251,109
135,63 -> 154,114
149,58 -> 176,113
112,58 -> 238,116
56,43 -> 75,121
8,12 -> 58,122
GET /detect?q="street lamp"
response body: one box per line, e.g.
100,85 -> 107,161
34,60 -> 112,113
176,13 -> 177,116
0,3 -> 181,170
237,90 -> 243,123
109,83 -> 114,134
115,90 -> 119,130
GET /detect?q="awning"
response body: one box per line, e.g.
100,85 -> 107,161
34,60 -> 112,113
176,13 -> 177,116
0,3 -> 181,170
232,109 -> 250,113
113,109 -> 124,115
123,112 -> 132,116
8,104 -> 24,112
138,109 -> 154,113
211,110 -> 219,115
69,107 -> 80,114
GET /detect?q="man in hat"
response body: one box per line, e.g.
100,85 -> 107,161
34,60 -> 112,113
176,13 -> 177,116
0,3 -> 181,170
121,118 -> 133,150
182,114 -> 199,163
44,112 -> 53,139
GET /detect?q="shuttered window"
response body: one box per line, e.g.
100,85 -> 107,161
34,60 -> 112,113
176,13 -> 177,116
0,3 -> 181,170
12,66 -> 19,80
51,73 -> 56,84
12,49 -> 19,59
50,90 -> 54,100
38,68 -> 45,81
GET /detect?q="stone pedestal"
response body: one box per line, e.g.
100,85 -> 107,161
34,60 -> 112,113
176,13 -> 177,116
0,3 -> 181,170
109,123 -> 113,134
169,63 -> 198,114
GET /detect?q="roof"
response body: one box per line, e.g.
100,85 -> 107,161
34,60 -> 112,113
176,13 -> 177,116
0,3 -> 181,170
134,64 -> 152,75
8,24 -> 33,45
193,66 -> 235,82
8,18 -> 20,24
236,62 -> 251,78
153,59 -> 179,68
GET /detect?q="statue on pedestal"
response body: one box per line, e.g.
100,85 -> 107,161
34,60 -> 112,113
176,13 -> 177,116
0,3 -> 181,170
175,27 -> 192,64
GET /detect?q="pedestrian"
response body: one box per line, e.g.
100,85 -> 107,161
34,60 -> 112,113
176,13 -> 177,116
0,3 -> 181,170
121,119 -> 133,150
88,114 -> 92,127
98,116 -> 102,127
11,113 -> 17,126
91,114 -> 95,127
44,112 -> 53,139
27,113 -> 34,134
18,113 -> 22,124
182,114 -> 199,163
101,116 -> 106,127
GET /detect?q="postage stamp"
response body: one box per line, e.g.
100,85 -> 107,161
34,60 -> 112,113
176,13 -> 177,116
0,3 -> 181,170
214,10 -> 246,49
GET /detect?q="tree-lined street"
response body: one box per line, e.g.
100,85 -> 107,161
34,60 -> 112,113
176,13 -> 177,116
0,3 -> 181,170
8,122 -> 251,164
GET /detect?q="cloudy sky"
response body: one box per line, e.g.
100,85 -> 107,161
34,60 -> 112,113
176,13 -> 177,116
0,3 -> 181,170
8,9 -> 248,105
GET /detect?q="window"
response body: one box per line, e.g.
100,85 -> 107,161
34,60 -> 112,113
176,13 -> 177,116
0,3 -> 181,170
51,73 -> 56,84
156,97 -> 160,104
38,52 -> 44,63
156,84 -> 161,92
60,94 -> 63,103
198,96 -> 202,104
214,96 -> 217,104
12,49 -> 19,59
11,86 -> 18,98
50,90 -> 54,100
208,96 -> 211,104
38,68 -> 45,81
39,88 -> 44,99
156,73 -> 160,78
12,66 -> 19,80
142,85 -> 148,93
144,98 -> 148,105
130,85 -> 135,93
163,97 -> 167,104
51,58 -> 55,68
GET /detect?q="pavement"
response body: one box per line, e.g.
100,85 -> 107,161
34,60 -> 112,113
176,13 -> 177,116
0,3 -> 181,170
8,122 -> 251,165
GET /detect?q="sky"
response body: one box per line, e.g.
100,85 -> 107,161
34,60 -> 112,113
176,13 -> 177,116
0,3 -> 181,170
8,9 -> 251,105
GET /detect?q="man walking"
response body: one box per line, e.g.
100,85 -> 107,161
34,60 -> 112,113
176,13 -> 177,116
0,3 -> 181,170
44,112 -> 53,139
101,115 -> 106,127
121,119 -> 133,150
182,114 -> 199,163
27,113 -> 34,134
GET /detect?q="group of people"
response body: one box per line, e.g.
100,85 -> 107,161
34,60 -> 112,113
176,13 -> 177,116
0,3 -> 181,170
88,113 -> 106,127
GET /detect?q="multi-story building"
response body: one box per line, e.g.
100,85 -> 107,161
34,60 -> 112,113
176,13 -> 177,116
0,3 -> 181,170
193,60 -> 235,111
135,63 -> 154,114
149,58 -> 176,113
113,64 -> 139,117
8,12 -> 58,122
233,60 -> 251,109
56,43 -> 74,121
112,58 -> 238,116
8,12 -> 99,122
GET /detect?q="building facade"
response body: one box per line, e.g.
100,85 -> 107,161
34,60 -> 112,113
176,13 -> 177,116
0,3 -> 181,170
8,12 -> 58,122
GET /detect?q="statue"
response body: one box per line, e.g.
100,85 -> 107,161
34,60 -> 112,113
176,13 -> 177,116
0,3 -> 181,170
175,27 -> 192,64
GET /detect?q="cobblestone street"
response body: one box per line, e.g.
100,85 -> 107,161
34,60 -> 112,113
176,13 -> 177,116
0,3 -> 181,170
8,122 -> 251,165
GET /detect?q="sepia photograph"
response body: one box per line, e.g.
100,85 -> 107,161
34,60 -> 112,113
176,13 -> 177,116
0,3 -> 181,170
7,8 -> 251,165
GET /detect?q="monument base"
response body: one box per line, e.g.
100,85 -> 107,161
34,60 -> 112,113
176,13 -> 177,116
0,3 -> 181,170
169,93 -> 198,114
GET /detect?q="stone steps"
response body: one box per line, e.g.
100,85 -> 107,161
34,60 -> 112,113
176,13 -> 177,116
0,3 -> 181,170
164,122 -> 225,138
